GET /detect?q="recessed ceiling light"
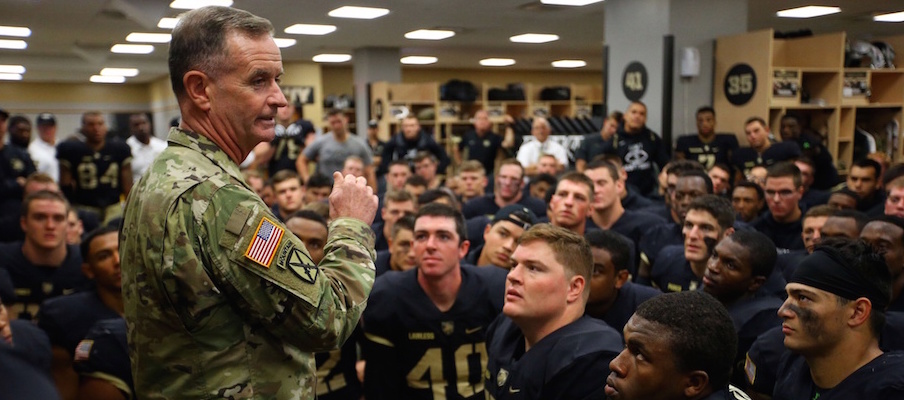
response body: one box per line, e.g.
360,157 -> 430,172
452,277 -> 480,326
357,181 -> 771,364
552,60 -> 587,68
480,58 -> 516,67
0,73 -> 23,81
0,65 -> 25,74
273,38 -> 296,48
158,17 -> 180,29
285,24 -> 337,35
405,29 -> 455,40
776,6 -> 841,18
126,32 -> 172,43
90,75 -> 126,84
328,6 -> 389,20
313,54 -> 352,63
110,44 -> 154,54
0,26 -> 31,38
0,39 -> 27,50
169,0 -> 233,10
100,68 -> 139,77
541,0 -> 604,5
874,11 -> 904,22
401,56 -> 438,65
510,33 -> 559,44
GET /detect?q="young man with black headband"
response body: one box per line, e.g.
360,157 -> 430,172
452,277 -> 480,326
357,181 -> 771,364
773,238 -> 904,399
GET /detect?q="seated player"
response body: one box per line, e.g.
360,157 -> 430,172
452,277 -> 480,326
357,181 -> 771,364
371,190 -> 417,252
548,172 -> 595,235
860,216 -> 904,312
1,190 -> 86,322
403,175 -> 429,200
456,160 -> 488,204
285,210 -> 329,271
38,225 -> 123,400
583,230 -> 661,335
753,162 -> 806,252
73,318 -> 131,400
605,291 -> 751,400
362,203 -> 506,400
528,173 -> 556,201
827,188 -> 859,211
596,154 -> 655,211
703,230 -> 782,386
465,205 -> 537,269
375,215 -> 417,276
484,224 -> 622,399
773,238 -> 904,399
302,173 -> 332,205
0,294 -> 52,374
270,170 -> 305,222
462,159 -> 546,220
651,195 -> 734,292
775,205 -> 835,283
731,181 -> 766,223
418,188 -> 461,210
708,163 -> 733,197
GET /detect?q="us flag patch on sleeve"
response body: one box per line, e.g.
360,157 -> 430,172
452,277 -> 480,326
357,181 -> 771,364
245,217 -> 284,267
74,340 -> 94,361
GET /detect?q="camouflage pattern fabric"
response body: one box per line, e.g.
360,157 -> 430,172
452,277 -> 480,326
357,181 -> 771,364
120,127 -> 376,399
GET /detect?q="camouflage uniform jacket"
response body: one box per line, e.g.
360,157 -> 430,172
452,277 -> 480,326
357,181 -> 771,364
120,127 -> 376,399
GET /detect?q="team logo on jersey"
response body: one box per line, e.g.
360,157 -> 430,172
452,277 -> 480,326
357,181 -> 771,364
497,368 -> 509,386
441,321 -> 454,336
11,159 -> 24,172
42,282 -> 54,295
245,217 -> 284,267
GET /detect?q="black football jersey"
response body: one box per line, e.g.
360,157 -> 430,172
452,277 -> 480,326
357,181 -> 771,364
588,282 -> 662,336
315,325 -> 363,400
268,120 -> 313,177
773,352 -> 904,400
752,213 -> 804,253
0,242 -> 86,321
731,142 -> 800,178
484,315 -> 621,400
650,245 -> 700,293
363,265 -> 505,400
56,138 -> 132,209
73,318 -> 133,399
675,134 -> 739,170
37,290 -> 120,354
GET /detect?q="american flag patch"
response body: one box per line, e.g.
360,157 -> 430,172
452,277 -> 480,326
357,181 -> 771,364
244,217 -> 284,267
74,340 -> 94,361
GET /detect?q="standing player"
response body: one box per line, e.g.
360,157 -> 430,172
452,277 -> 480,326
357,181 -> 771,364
484,224 -> 622,399
675,106 -> 739,170
57,112 -> 132,223
363,203 -> 505,400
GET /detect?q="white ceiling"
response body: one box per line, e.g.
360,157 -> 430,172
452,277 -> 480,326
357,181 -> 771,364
1,0 -> 903,84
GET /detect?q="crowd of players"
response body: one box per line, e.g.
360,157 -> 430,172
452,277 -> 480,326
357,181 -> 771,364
1,99 -> 903,400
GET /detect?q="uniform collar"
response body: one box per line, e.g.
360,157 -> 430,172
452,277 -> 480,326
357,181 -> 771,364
166,127 -> 247,188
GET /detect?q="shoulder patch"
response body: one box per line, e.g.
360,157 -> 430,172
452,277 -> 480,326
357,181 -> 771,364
244,216 -> 284,267
284,245 -> 319,283
74,339 -> 94,361
745,353 -> 756,384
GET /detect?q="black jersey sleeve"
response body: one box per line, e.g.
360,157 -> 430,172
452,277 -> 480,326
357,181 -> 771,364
73,318 -> 133,399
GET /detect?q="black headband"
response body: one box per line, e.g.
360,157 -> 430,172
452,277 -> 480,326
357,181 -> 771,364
791,247 -> 889,310
497,214 -> 532,231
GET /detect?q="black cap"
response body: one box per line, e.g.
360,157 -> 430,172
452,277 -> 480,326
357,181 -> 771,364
0,108 -> 8,120
368,119 -> 378,128
36,113 -> 56,126
492,205 -> 538,230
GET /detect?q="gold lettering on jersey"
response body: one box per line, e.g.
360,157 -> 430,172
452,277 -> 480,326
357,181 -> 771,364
408,332 -> 435,340
667,283 -> 682,292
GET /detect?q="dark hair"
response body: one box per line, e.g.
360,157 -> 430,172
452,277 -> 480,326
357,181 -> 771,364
852,158 -> 882,180
868,215 -> 904,248
271,169 -> 302,186
726,230 -> 776,278
81,224 -> 120,262
709,163 -> 731,176
634,291 -> 737,390
498,158 -> 526,180
384,190 -> 416,205
804,204 -> 837,221
7,115 -> 29,131
22,190 -> 70,215
688,195 -> 735,231
781,114 -> 802,123
531,173 -> 558,191
286,209 -> 328,231
326,108 -> 346,118
557,172 -> 595,198
413,151 -> 438,164
883,163 -> 904,189
832,187 -> 860,201
666,159 -> 705,176
415,203 -> 467,243
388,159 -> 411,170
305,173 -> 332,189
733,181 -> 765,201
584,230 -> 631,272
169,6 -> 273,98
816,238 -> 891,336
405,174 -> 429,188
391,214 -> 416,240
585,159 -> 620,181
767,162 -> 802,188
794,156 -> 816,170
831,209 -> 870,233
745,116 -> 767,129
418,188 -> 460,210
677,169 -> 714,194
696,106 -> 715,117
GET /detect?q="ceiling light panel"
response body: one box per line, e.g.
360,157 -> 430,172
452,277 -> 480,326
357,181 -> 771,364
126,33 -> 172,43
100,68 -> 139,77
776,6 -> 841,19
480,58 -> 516,67
401,56 -> 438,65
552,60 -> 586,68
510,33 -> 559,43
170,0 -> 233,10
313,54 -> 352,63
328,6 -> 390,19
0,73 -> 22,81
90,75 -> 126,83
0,65 -> 25,74
405,29 -> 455,40
874,11 -> 904,22
541,0 -> 604,5
0,26 -> 31,37
285,24 -> 337,35
158,18 -> 180,29
273,38 -> 296,48
0,39 -> 27,50
110,44 -> 154,54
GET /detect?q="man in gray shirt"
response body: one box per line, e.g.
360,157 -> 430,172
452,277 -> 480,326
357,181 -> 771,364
297,109 -> 376,189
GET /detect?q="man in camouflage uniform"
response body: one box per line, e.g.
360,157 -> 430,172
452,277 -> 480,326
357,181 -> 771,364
119,6 -> 379,399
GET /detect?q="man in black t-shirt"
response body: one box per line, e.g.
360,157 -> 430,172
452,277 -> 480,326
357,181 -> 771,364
847,158 -> 886,216
773,239 -> 904,400
753,162 -> 805,252
263,104 -> 315,177
780,114 -> 839,190
73,318 -> 132,400
453,110 -> 512,174
0,114 -> 36,243
675,106 -> 739,171
484,224 -> 622,400
731,117 -> 800,181
606,291 -> 751,400
601,102 -> 669,196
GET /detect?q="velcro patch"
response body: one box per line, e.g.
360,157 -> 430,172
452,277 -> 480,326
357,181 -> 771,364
244,217 -> 284,267
74,340 -> 94,361
286,246 -> 319,283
